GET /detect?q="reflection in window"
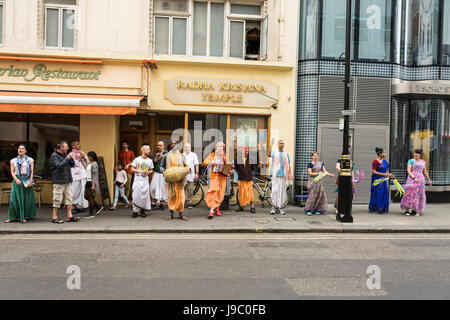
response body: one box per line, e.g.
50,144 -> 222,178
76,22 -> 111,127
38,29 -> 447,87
391,98 -> 450,185
299,0 -> 319,59
357,0 -> 392,61
321,0 -> 355,59
399,0 -> 439,66
442,0 -> 450,65
0,113 -> 80,181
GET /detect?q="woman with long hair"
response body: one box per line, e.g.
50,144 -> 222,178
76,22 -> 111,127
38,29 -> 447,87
304,152 -> 334,215
369,147 -> 394,214
5,144 -> 36,223
400,149 -> 432,216
84,151 -> 103,218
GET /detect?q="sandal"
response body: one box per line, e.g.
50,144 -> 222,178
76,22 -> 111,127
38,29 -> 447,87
166,215 -> 174,220
21,220 -> 27,224
51,218 -> 64,224
179,214 -> 189,221
4,219 -> 19,223
66,216 -> 80,222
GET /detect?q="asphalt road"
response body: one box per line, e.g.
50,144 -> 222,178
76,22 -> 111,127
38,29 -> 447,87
1,233 -> 450,300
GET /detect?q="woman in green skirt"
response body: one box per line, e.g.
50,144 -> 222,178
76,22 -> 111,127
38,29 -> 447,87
4,144 -> 36,223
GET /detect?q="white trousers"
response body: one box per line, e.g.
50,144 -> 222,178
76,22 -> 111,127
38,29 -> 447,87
150,172 -> 167,202
271,176 -> 287,209
71,179 -> 88,209
132,180 -> 152,212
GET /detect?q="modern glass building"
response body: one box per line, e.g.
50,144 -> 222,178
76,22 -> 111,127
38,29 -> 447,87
297,0 -> 450,203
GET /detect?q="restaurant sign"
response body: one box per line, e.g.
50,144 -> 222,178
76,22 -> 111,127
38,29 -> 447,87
0,63 -> 102,82
164,77 -> 279,108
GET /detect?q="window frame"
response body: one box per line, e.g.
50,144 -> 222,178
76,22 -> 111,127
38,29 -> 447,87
153,0 -> 265,60
226,5 -> 263,60
154,15 -> 189,56
44,4 -> 77,50
191,1 -> 226,58
0,0 -> 4,47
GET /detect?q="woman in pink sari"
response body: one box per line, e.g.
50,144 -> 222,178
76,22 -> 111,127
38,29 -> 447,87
400,149 -> 432,216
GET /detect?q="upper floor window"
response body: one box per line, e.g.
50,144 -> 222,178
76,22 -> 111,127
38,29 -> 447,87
0,1 -> 4,46
154,0 -> 268,60
442,0 -> 450,65
44,0 -> 76,50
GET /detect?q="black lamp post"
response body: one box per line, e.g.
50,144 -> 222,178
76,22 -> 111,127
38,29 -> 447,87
337,0 -> 353,223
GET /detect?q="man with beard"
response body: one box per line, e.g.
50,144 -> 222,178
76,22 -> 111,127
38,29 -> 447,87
69,141 -> 88,214
161,141 -> 189,221
150,141 -> 168,210
130,144 -> 154,218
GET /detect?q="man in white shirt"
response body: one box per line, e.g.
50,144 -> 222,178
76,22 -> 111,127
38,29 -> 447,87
131,144 -> 154,218
182,143 -> 199,209
70,141 -> 88,213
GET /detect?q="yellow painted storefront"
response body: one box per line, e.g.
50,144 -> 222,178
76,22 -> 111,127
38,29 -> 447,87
124,58 -> 296,170
0,55 -> 145,205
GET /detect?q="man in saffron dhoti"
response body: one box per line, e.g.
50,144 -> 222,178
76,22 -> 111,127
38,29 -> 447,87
131,144 -> 154,218
234,145 -> 260,213
70,141 -> 88,214
150,141 -> 168,210
161,142 -> 189,221
268,138 -> 293,215
205,142 -> 231,219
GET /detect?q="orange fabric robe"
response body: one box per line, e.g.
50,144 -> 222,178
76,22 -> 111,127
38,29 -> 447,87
205,153 -> 228,209
166,152 -> 186,212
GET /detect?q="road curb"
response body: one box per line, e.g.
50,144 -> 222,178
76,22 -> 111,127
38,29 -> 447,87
2,227 -> 450,234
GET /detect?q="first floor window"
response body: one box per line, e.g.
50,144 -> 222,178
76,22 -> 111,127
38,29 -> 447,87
154,16 -> 187,55
45,0 -> 76,49
0,2 -> 4,46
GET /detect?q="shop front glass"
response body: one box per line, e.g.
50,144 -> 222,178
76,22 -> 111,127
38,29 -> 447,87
0,113 -> 80,182
391,98 -> 450,185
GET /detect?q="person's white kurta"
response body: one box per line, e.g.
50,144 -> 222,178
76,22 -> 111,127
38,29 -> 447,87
71,151 -> 88,209
150,172 -> 167,202
271,176 -> 287,209
131,157 -> 153,211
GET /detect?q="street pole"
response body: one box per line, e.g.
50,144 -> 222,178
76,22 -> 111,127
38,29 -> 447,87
337,0 -> 353,223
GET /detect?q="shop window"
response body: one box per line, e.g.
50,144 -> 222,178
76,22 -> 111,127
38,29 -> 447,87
44,0 -> 76,50
0,113 -> 80,182
391,98 -> 450,185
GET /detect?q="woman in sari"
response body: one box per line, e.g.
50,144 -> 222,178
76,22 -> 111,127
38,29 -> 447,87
205,142 -> 231,219
369,147 -> 395,214
400,149 -> 432,216
304,152 -> 334,215
5,144 -> 36,223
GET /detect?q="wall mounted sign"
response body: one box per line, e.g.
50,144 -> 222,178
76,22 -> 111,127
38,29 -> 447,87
0,60 -> 142,90
164,77 -> 279,108
392,80 -> 450,96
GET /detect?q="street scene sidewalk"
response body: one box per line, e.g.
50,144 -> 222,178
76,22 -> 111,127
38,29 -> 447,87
1,203 -> 450,234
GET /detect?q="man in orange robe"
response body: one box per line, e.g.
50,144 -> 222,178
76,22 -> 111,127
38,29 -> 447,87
204,142 -> 231,219
162,141 -> 188,221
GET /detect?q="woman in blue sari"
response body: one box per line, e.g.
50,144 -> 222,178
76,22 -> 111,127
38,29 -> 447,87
369,147 -> 395,214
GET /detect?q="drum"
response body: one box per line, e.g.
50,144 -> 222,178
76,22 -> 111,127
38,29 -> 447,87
164,167 -> 190,183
